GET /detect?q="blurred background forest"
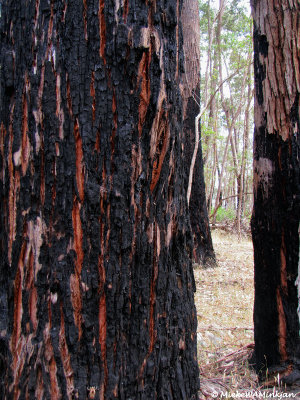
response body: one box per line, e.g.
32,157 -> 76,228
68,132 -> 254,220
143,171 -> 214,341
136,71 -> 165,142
199,0 -> 253,236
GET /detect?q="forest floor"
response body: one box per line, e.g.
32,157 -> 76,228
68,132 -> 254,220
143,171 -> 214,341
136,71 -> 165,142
195,230 -> 300,399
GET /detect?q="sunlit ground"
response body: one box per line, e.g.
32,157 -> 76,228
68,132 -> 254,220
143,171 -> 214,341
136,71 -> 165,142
195,230 -> 300,398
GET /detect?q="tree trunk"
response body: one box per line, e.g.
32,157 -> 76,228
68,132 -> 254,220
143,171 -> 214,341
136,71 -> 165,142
241,84 -> 253,220
207,140 -> 217,215
181,0 -> 215,265
251,0 -> 300,377
0,1 -> 200,398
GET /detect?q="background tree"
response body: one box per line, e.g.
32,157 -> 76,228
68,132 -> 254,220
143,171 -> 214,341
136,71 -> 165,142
199,0 -> 254,235
251,0 -> 300,376
0,1 -> 201,398
182,0 -> 215,264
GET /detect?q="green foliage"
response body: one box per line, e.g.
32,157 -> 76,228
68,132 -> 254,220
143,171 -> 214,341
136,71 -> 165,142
215,207 -> 236,223
199,0 -> 254,220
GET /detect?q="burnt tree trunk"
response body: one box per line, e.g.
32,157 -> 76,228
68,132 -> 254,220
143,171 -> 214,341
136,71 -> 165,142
181,0 -> 215,265
251,0 -> 300,376
0,1 -> 200,399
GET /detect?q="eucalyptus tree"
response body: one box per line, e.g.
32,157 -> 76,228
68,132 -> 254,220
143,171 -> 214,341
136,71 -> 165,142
0,1 -> 202,398
199,0 -> 254,227
251,0 -> 300,376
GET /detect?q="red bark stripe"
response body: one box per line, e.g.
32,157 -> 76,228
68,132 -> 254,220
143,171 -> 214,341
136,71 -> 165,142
21,80 -> 30,176
123,0 -> 129,22
99,0 -> 106,63
83,0 -> 88,41
137,51 -> 151,137
73,119 -> 84,202
59,303 -> 74,397
276,287 -> 288,362
150,119 -> 170,192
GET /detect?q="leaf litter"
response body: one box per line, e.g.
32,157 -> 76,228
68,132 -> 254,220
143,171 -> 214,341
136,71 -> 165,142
195,230 -> 300,399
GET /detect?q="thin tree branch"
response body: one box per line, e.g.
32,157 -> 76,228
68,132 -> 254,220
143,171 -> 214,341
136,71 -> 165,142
186,64 -> 251,206
209,192 -> 253,218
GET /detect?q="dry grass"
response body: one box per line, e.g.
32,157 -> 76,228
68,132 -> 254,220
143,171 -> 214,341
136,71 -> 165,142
195,230 -> 300,399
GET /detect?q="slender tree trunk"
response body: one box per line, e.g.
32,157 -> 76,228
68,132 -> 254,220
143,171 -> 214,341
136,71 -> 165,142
0,1 -> 200,398
211,128 -> 231,222
182,0 -> 215,265
240,84 -> 253,225
251,0 -> 300,377
207,140 -> 217,215
211,4 -> 248,223
202,47 -> 218,166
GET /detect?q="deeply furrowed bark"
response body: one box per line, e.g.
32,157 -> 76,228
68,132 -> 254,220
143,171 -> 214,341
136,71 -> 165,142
0,1 -> 200,398
251,0 -> 300,376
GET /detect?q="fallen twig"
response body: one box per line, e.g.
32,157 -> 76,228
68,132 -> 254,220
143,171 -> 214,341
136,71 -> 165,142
198,327 -> 253,331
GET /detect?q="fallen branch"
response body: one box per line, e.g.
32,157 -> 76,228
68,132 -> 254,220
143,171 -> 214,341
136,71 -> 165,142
197,327 -> 253,332
199,343 -> 254,371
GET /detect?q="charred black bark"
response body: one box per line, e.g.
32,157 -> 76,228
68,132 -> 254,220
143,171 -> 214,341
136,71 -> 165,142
181,0 -> 215,265
0,1 -> 200,399
251,0 -> 300,377
184,96 -> 215,265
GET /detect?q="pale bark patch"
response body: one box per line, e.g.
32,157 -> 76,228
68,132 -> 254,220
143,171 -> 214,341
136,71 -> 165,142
253,157 -> 274,198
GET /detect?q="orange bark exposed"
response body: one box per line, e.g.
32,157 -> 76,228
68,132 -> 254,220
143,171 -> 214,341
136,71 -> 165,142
33,0 -> 40,30
40,138 -> 45,207
73,119 -> 84,202
123,0 -> 129,22
99,293 -> 107,387
50,163 -> 56,232
59,303 -> 74,398
21,79 -> 30,176
8,105 -> 16,264
70,273 -> 82,341
72,198 -> 84,274
150,118 -> 170,192
0,122 -> 6,165
29,286 -> 38,332
56,73 -> 64,139
49,357 -> 61,400
137,52 -> 151,137
11,242 -> 26,367
149,224 -> 159,353
35,367 -> 44,400
25,249 -> 38,331
280,232 -> 288,296
98,163 -> 108,392
9,171 -> 20,264
62,1 -> 68,23
98,0 -> 106,63
10,241 -> 28,399
276,287 -> 288,362
44,318 -> 61,400
47,3 -> 54,53
95,129 -> 101,152
71,198 -> 83,340
83,0 -> 88,41
66,74 -> 73,117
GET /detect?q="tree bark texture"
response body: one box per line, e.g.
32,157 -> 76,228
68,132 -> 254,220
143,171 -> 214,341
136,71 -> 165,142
181,0 -> 215,265
0,1 -> 200,398
251,0 -> 300,375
